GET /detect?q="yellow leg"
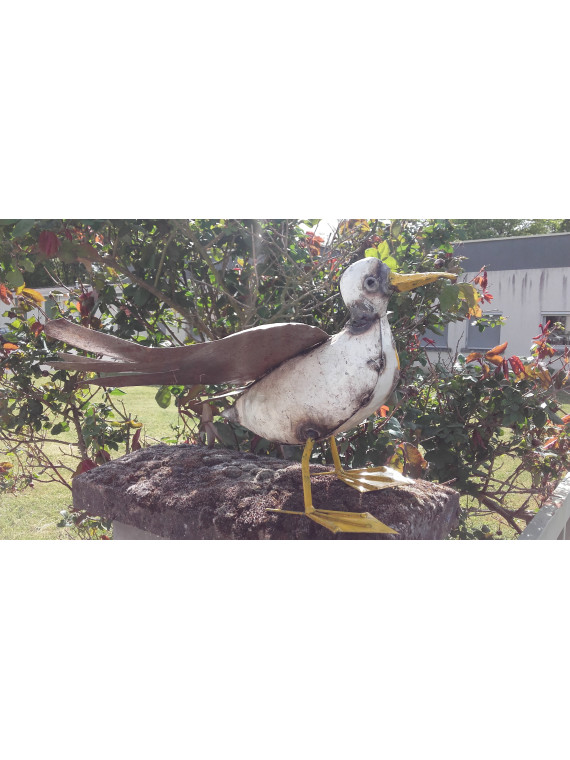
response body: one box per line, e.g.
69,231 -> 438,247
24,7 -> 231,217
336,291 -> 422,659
329,437 -> 414,493
267,438 -> 398,535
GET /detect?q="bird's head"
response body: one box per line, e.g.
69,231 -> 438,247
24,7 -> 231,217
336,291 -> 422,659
340,257 -> 457,328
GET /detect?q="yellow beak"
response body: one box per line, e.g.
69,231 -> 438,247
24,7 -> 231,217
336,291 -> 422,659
390,271 -> 457,293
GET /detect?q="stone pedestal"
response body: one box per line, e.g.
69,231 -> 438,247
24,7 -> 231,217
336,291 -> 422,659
72,443 -> 460,540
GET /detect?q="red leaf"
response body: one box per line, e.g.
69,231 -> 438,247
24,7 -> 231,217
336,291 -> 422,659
502,359 -> 509,380
471,429 -> 486,450
533,321 -> 551,340
0,284 -> 13,305
473,269 -> 488,290
95,449 -> 111,465
509,356 -> 526,377
486,341 -> 508,357
31,321 -> 44,337
423,337 -> 436,346
38,230 -> 61,257
78,290 -> 95,317
131,427 -> 142,451
533,338 -> 556,359
2,343 -> 18,352
378,405 -> 390,417
79,458 -> 97,474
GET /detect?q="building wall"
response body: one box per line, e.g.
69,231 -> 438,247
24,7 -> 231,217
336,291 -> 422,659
441,266 -> 570,360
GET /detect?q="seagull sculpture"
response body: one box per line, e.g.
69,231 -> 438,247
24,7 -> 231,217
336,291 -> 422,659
44,257 -> 455,535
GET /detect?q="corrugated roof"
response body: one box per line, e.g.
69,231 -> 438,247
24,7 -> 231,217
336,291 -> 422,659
454,232 -> 570,272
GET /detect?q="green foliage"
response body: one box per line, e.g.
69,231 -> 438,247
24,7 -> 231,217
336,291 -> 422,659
453,219 -> 570,240
1,218 -> 569,539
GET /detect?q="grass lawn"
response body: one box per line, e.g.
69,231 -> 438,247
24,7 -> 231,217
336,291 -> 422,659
2,390 -> 569,540
0,387 -> 180,540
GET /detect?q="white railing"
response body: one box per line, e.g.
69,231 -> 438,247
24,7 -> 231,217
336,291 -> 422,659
519,472 -> 570,540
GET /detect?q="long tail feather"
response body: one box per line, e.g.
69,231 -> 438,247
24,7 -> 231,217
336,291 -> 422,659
45,319 -> 151,361
80,371 -> 185,388
54,353 -> 166,373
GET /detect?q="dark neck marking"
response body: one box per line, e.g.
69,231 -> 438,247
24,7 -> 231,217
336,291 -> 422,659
347,312 -> 379,335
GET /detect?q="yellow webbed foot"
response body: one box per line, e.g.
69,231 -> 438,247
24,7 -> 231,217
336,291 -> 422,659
335,465 -> 414,493
329,437 -> 414,493
307,509 -> 397,534
265,438 -> 399,535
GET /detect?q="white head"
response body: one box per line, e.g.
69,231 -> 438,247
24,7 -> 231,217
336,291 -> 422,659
340,257 -> 458,322
340,258 -> 392,319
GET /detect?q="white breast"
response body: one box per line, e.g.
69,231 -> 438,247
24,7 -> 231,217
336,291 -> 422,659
333,318 -> 399,434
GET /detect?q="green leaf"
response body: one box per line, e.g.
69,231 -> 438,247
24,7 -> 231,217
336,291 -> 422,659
21,257 -> 36,273
380,254 -> 398,271
4,268 -> 25,288
155,385 -> 172,409
365,242 -> 398,270
212,420 -> 238,447
133,288 -> 152,306
547,409 -> 565,425
376,240 -> 390,260
439,283 -> 460,312
107,388 -> 126,396
458,283 -> 478,309
11,219 -> 37,237
390,221 -> 402,238
58,240 -> 79,263
365,240 -> 398,270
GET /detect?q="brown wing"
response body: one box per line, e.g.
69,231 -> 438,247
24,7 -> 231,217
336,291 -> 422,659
44,319 -> 330,387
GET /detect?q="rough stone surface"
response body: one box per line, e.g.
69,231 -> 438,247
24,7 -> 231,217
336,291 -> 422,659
72,443 -> 460,540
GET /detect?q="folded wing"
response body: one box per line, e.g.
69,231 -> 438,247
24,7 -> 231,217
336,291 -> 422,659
44,319 -> 330,387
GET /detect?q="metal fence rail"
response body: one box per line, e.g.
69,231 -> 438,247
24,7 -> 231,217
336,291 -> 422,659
519,472 -> 570,540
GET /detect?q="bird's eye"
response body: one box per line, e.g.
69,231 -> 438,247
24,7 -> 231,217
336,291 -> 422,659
364,276 -> 379,292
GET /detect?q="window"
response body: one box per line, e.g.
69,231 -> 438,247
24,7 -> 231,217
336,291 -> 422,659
466,314 -> 502,350
421,325 -> 449,349
542,314 -> 570,346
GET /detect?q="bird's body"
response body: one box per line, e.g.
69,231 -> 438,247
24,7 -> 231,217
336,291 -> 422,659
44,256 -> 455,534
225,311 -> 399,444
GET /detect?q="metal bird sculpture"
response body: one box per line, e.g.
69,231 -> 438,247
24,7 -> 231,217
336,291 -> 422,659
44,258 -> 456,535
